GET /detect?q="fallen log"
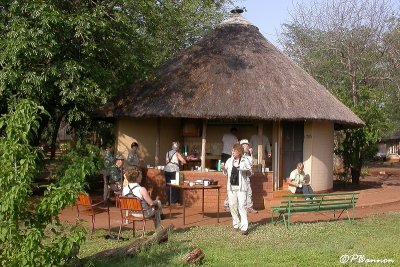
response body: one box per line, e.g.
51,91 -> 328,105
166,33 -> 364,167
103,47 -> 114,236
182,247 -> 205,264
74,224 -> 174,266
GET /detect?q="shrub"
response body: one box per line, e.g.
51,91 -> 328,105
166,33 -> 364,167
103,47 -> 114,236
0,100 -> 98,266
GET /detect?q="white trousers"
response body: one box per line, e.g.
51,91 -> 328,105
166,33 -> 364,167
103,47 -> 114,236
246,177 -> 254,209
225,178 -> 253,210
228,190 -> 248,231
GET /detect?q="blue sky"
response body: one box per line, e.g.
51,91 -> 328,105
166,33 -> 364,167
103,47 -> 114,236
230,0 -> 400,48
230,0 -> 302,47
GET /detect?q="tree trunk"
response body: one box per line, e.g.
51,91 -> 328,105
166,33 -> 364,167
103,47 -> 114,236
32,114 -> 49,146
50,115 -> 63,159
351,167 -> 360,184
351,69 -> 358,105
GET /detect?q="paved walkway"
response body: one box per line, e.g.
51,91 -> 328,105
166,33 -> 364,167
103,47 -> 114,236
59,168 -> 400,232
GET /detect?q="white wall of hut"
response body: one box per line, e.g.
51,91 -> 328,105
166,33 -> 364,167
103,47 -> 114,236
303,121 -> 334,192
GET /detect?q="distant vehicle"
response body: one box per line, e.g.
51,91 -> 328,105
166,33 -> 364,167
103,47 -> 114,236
374,152 -> 387,161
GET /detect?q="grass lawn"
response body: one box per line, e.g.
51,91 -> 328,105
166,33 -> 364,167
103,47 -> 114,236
78,212 -> 400,266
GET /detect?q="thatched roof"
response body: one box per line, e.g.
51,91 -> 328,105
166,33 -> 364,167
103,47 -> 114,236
97,12 -> 364,129
382,129 -> 400,141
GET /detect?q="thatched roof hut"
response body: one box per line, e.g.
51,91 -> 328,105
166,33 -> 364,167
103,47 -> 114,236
97,11 -> 363,129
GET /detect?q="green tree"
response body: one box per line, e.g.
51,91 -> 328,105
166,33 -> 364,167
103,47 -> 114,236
0,99 -> 101,266
384,17 -> 400,119
280,0 -> 399,183
0,0 -> 229,156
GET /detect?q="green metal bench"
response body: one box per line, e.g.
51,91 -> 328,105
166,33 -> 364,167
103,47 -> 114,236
271,192 -> 359,228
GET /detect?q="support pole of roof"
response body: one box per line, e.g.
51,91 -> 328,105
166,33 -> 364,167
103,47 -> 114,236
155,118 -> 160,166
201,120 -> 207,171
277,121 -> 283,190
257,122 -> 263,171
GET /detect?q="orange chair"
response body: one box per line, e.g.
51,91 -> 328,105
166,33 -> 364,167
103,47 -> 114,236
75,192 -> 111,236
118,196 -> 149,240
114,191 -> 121,208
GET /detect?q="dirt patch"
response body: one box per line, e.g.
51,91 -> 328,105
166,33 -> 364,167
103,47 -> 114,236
356,200 -> 400,217
343,163 -> 400,217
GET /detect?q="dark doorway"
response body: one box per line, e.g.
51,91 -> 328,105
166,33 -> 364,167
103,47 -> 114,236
282,122 -> 304,183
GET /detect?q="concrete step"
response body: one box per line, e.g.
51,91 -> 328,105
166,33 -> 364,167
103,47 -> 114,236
264,189 -> 290,200
263,190 -> 292,209
267,199 -> 282,208
264,198 -> 288,209
272,190 -> 291,198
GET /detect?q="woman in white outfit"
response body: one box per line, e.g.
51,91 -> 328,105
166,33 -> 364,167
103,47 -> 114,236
223,143 -> 252,235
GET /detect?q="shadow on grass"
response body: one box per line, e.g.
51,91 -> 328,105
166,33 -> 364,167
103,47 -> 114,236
249,215 -> 363,232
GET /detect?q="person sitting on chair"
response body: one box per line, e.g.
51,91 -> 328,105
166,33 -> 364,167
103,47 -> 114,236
122,166 -> 165,229
287,162 -> 315,200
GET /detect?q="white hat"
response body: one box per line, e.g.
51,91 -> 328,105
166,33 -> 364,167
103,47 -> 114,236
240,139 -> 249,145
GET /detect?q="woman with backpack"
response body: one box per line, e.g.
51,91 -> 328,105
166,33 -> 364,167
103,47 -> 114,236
164,141 -> 186,205
122,167 -> 165,229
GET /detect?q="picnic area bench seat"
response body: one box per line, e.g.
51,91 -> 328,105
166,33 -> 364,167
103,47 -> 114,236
271,192 -> 359,228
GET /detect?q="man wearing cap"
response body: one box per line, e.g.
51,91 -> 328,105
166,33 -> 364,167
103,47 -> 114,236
109,153 -> 125,193
240,139 -> 258,214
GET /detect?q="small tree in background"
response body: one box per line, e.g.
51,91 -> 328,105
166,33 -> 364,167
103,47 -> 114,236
335,87 -> 392,183
0,99 -> 101,266
280,0 -> 399,183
